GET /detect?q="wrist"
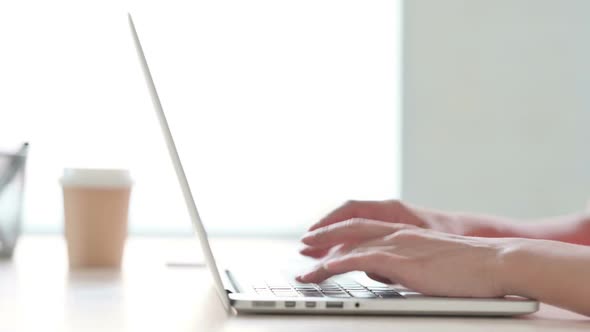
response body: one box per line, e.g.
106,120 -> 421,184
493,237 -> 590,315
492,238 -> 535,297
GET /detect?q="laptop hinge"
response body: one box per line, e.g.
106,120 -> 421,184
222,269 -> 240,294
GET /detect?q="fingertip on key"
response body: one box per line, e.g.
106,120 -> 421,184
297,271 -> 316,283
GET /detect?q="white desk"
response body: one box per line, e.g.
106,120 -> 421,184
0,236 -> 588,331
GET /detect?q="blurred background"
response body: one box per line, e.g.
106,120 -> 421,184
403,0 -> 590,220
1,0 -> 589,237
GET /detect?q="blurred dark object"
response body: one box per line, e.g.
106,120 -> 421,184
0,143 -> 28,258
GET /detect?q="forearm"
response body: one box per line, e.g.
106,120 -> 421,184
498,238 -> 590,316
458,212 -> 590,246
516,213 -> 590,245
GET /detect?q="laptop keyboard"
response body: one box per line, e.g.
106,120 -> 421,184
252,279 -> 403,299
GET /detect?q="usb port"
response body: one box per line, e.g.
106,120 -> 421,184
285,301 -> 296,308
305,302 -> 316,308
326,302 -> 344,309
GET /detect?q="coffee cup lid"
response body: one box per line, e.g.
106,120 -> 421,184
60,168 -> 133,188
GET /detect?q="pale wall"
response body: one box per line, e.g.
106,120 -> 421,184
402,0 -> 590,218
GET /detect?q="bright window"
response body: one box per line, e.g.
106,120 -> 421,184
1,0 -> 401,235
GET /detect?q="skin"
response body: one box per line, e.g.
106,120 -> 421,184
296,200 -> 590,316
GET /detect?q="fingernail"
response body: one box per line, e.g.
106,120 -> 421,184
300,233 -> 313,243
323,261 -> 337,271
298,271 -> 315,282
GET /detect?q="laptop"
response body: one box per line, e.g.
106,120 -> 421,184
128,14 -> 539,316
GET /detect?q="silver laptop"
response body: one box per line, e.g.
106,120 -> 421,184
128,14 -> 538,316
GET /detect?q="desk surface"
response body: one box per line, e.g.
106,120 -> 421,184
0,236 -> 588,332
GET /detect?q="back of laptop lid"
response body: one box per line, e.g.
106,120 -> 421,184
128,13 -> 231,311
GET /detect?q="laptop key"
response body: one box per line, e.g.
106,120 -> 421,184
344,286 -> 367,291
251,282 -> 268,288
367,286 -> 395,291
322,289 -> 347,293
321,288 -> 346,292
273,292 -> 299,297
348,290 -> 375,294
299,291 -> 324,298
373,289 -> 401,294
374,291 -> 403,298
322,291 -> 348,296
320,287 -> 342,292
323,293 -> 351,298
349,292 -> 378,298
268,284 -> 293,289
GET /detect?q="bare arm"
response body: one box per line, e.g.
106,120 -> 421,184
499,238 -> 590,316
452,211 -> 590,245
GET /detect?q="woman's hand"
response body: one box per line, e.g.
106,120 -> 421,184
300,200 -> 520,258
297,220 -> 510,298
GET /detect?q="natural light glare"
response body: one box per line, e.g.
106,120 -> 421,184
1,0 -> 401,235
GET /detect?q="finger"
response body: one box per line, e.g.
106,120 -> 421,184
299,246 -> 331,258
295,263 -> 333,284
309,200 -> 423,232
301,243 -> 350,261
323,252 -> 403,280
366,273 -> 394,284
302,219 -> 414,248
309,200 -> 388,231
297,251 -> 399,284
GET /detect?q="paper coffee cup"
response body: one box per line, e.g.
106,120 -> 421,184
61,168 -> 132,268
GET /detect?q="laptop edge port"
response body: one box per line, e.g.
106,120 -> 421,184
252,301 -> 276,308
326,301 -> 344,309
285,301 -> 296,308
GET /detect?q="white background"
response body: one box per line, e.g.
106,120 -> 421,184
0,0 -> 401,235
